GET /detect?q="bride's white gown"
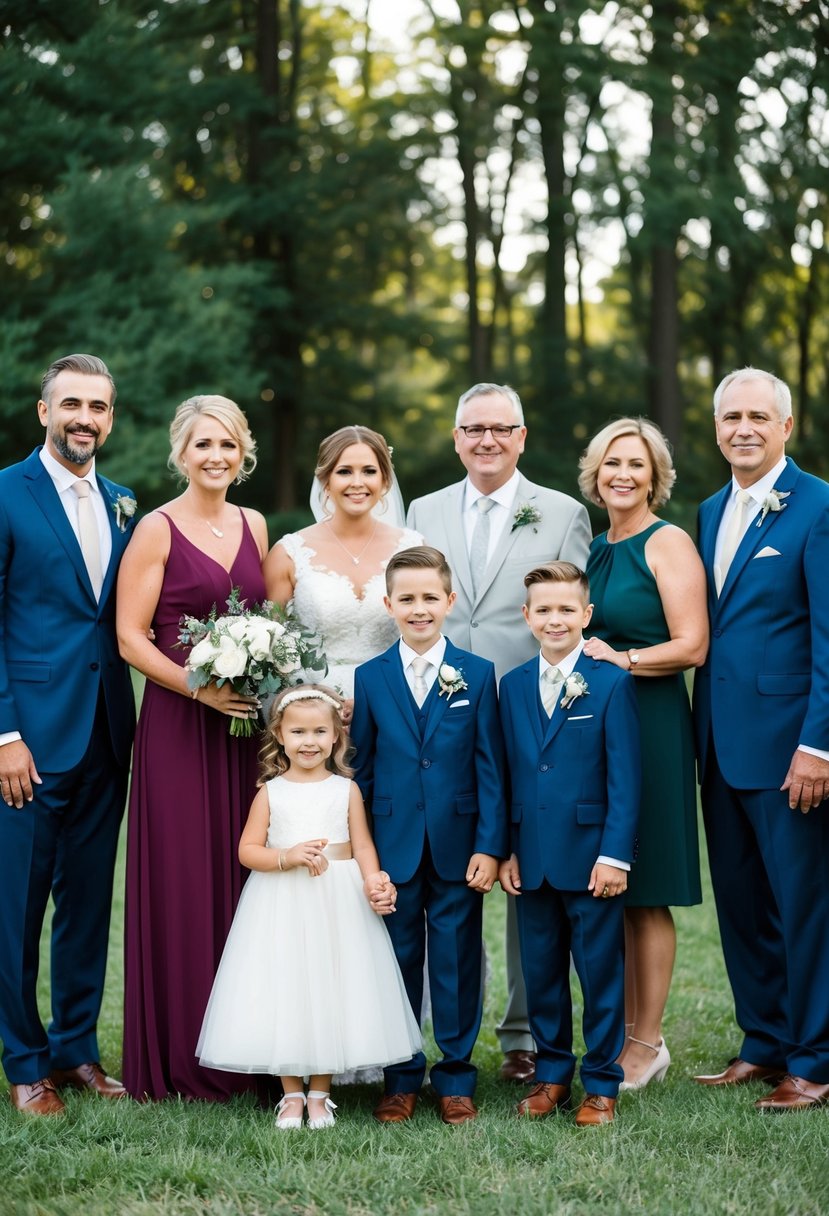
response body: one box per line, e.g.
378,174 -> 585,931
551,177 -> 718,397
279,528 -> 423,697
277,526 -> 424,1084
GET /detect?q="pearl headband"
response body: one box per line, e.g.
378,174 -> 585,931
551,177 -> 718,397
279,689 -> 341,711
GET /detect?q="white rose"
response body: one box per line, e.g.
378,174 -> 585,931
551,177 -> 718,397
274,646 -> 302,674
439,663 -> 459,684
222,617 -> 249,642
270,620 -> 286,638
212,636 -> 248,679
246,623 -> 273,662
188,636 -> 221,669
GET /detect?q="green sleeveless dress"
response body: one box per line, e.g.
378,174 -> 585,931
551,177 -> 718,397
587,522 -> 701,907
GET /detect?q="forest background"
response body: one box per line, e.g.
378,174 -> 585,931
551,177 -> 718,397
2,0 -> 827,534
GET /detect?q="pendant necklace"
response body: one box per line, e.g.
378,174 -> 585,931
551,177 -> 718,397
206,520 -> 224,538
326,520 -> 378,565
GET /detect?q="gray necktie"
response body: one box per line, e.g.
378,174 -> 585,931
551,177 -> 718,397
541,666 -> 565,717
73,479 -> 103,599
715,488 -> 753,595
411,656 -> 430,708
470,497 -> 495,594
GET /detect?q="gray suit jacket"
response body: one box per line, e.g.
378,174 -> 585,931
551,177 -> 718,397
407,473 -> 591,681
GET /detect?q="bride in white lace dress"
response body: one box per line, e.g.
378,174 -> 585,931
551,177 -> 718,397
264,424 -> 421,715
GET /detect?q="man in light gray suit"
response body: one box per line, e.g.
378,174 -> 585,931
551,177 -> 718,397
407,382 -> 591,1081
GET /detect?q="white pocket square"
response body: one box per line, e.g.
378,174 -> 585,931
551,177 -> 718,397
754,546 -> 781,558
567,714 -> 593,721
450,699 -> 470,708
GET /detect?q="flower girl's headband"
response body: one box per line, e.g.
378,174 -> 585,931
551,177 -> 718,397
279,689 -> 341,711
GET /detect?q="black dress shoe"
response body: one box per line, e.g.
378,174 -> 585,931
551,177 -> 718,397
500,1050 -> 537,1083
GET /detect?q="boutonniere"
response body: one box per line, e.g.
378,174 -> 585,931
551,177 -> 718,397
511,502 -> 542,533
560,672 -> 589,709
437,663 -> 468,698
756,489 -> 790,526
111,494 -> 137,531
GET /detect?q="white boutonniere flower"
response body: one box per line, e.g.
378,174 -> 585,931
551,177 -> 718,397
511,502 -> 542,533
112,494 -> 137,531
438,663 -> 468,698
756,489 -> 790,526
560,672 -> 589,709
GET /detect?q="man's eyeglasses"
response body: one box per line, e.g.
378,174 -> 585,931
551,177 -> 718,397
457,424 -> 521,440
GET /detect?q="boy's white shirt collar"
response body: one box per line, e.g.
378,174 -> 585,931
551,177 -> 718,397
399,635 -> 447,671
538,638 -> 584,679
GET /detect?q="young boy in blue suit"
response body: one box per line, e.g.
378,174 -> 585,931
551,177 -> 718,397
499,562 -> 641,1126
351,545 -> 508,1125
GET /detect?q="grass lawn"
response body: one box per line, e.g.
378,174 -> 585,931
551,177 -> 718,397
2,821 -> 829,1216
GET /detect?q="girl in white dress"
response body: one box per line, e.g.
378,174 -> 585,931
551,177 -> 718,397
197,686 -> 422,1129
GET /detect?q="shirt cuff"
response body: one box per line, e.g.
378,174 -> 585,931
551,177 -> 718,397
798,744 -> 829,763
597,855 -> 630,871
0,731 -> 22,747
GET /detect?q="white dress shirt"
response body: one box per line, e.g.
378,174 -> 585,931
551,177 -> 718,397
462,470 -> 521,564
714,455 -> 828,762
399,636 -> 447,701
538,640 -> 629,872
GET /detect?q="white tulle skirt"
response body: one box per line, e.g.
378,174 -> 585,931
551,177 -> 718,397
197,860 -> 422,1077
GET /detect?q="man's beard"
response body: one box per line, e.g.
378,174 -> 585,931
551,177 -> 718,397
52,427 -> 101,465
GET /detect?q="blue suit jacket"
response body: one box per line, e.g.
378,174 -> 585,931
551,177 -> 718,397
0,448 -> 137,772
693,457 -> 829,789
351,639 -> 508,884
499,653 -> 641,891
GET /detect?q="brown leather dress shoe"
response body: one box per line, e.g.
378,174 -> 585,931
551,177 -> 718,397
439,1095 -> 478,1125
574,1094 -> 616,1126
694,1058 -> 785,1087
500,1050 -> 537,1084
755,1075 -> 829,1112
516,1081 -> 571,1118
51,1062 -> 127,1099
373,1091 -> 418,1123
10,1078 -> 66,1116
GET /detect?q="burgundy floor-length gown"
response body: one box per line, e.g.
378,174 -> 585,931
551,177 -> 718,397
123,512 -> 266,1101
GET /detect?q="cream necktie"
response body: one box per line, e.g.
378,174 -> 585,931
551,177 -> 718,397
469,496 -> 495,594
411,656 -> 430,708
73,479 -> 103,599
541,666 -> 565,717
715,488 -> 753,595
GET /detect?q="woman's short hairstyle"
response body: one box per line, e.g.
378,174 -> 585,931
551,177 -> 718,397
713,367 -> 792,421
578,417 -> 676,509
168,395 -> 257,482
314,425 -> 394,496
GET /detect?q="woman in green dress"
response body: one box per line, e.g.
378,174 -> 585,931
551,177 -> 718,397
579,418 -> 708,1090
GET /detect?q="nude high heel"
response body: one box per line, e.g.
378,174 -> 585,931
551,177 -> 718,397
618,1036 -> 671,1092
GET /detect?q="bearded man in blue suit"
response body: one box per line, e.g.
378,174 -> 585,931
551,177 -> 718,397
0,354 -> 136,1115
693,367 -> 829,1111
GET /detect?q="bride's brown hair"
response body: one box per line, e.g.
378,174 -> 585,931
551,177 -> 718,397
258,685 -> 353,784
314,426 -> 394,500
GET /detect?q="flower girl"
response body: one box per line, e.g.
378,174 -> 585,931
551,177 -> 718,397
197,685 -> 421,1129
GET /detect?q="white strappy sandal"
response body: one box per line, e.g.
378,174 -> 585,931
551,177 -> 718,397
275,1091 -> 306,1130
306,1089 -> 337,1130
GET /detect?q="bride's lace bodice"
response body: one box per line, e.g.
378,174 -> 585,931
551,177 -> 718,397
278,528 -> 422,696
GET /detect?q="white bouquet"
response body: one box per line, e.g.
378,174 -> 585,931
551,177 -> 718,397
178,588 -> 327,736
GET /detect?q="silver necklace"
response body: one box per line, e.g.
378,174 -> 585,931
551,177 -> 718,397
326,520 -> 378,566
206,519 -> 224,538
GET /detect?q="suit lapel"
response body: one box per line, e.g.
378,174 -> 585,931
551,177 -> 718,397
23,451 -> 95,601
472,472 -> 535,605
379,646 -> 422,745
520,659 -> 545,751
717,460 -> 799,609
98,476 -> 127,606
542,652 -> 592,747
421,640 -> 461,746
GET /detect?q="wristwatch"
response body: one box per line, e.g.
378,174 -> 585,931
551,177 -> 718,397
627,650 -> 640,669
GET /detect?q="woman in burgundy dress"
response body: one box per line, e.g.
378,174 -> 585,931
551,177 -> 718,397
117,395 -> 268,1100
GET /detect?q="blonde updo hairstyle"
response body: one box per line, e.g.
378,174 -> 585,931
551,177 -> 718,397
578,417 -> 676,509
314,425 -> 394,512
259,684 -> 353,783
168,394 -> 257,484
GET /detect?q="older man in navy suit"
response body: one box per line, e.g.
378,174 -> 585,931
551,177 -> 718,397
693,367 -> 829,1111
0,354 -> 136,1115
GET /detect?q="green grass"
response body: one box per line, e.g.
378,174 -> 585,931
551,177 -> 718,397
2,826 -> 829,1216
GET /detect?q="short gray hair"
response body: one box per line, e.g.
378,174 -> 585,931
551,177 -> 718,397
41,353 -> 116,407
713,367 -> 791,421
455,382 -> 524,427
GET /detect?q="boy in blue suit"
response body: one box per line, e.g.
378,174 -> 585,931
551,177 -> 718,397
351,545 -> 507,1125
499,562 -> 640,1126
